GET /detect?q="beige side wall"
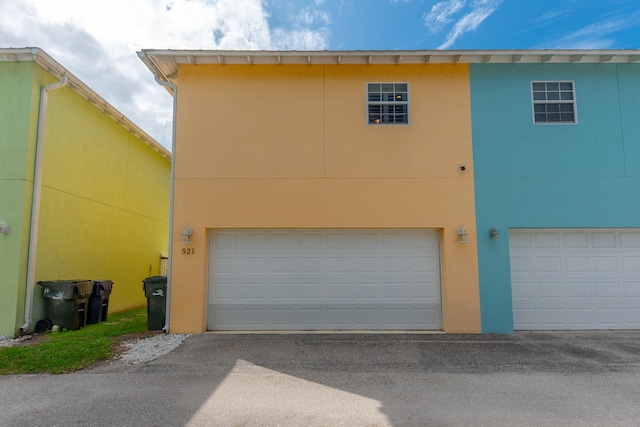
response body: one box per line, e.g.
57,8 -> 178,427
170,63 -> 480,333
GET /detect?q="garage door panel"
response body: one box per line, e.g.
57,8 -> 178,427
622,257 -> 640,271
537,257 -> 562,272
593,257 -> 617,272
592,232 -> 616,247
566,282 -> 591,298
209,304 -> 442,331
539,308 -> 565,327
209,229 -> 442,330
512,282 -> 534,299
511,229 -> 640,330
626,309 -> 640,325
536,233 -> 561,248
538,282 -> 563,299
624,282 -> 640,297
593,282 -> 620,298
566,256 -> 590,272
510,257 -> 533,273
564,232 -> 588,247
621,232 -> 640,247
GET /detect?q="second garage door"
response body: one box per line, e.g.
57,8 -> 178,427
208,229 -> 442,331
510,229 -> 640,330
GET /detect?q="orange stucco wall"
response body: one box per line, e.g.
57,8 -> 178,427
170,63 -> 480,333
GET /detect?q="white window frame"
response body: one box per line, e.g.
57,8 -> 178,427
531,81 -> 577,125
367,82 -> 409,125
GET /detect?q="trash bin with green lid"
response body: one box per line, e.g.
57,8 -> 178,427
143,276 -> 167,330
87,280 -> 114,325
37,280 -> 93,331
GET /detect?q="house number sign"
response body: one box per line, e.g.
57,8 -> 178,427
182,248 -> 195,255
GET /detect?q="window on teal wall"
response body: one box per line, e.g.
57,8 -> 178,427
531,81 -> 576,124
367,83 -> 409,125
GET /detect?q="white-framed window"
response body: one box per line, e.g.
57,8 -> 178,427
367,83 -> 409,125
531,81 -> 577,124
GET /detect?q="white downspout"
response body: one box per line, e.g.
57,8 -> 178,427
21,75 -> 68,333
153,75 -> 177,333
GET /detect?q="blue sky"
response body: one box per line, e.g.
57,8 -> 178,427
1,0 -> 639,148
271,0 -> 640,51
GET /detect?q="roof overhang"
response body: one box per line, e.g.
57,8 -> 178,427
138,49 -> 640,91
1,47 -> 170,160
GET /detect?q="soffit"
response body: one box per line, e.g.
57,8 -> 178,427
138,49 -> 640,90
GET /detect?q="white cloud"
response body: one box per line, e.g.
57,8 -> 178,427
437,0 -> 503,49
539,11 -> 640,49
0,0 -> 330,149
424,0 -> 465,34
297,6 -> 331,27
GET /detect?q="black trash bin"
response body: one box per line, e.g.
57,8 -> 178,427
37,280 -> 93,331
143,276 -> 167,330
87,280 -> 114,325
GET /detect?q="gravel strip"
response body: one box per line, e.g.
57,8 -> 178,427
0,335 -> 34,348
119,333 -> 190,364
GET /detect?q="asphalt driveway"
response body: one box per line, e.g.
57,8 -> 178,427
1,332 -> 640,426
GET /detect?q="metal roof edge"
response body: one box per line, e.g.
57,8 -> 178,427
138,48 -> 640,60
138,48 -> 640,86
1,47 -> 171,161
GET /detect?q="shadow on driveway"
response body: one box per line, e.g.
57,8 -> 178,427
2,332 -> 640,426
144,332 -> 640,425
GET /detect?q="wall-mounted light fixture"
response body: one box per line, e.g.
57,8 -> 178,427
457,224 -> 469,243
181,224 -> 193,244
0,220 -> 9,235
489,228 -> 500,240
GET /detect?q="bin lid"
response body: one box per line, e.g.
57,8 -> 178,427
38,279 -> 91,286
142,275 -> 167,293
142,275 -> 167,284
93,279 -> 114,290
91,279 -> 113,296
37,280 -> 93,297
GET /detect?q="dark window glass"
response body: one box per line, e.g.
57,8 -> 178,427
547,91 -> 560,101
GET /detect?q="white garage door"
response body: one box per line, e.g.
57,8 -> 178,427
208,229 -> 442,331
510,229 -> 640,330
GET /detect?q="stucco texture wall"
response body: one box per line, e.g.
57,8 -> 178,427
0,62 -> 41,337
0,62 -> 170,336
470,63 -> 640,333
31,70 -> 170,324
170,63 -> 481,334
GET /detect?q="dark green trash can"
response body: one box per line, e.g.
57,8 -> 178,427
87,280 -> 114,325
143,276 -> 167,330
37,280 -> 93,331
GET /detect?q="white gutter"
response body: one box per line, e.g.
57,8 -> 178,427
21,75 -> 68,333
152,74 -> 177,333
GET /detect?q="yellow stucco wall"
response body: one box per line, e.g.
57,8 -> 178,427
28,65 -> 171,324
170,63 -> 480,333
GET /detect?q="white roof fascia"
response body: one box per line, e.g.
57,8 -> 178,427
1,47 -> 171,161
138,48 -> 640,88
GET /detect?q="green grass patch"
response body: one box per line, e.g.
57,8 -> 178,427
0,307 -> 150,375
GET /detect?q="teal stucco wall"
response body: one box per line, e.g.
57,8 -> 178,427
470,63 -> 640,333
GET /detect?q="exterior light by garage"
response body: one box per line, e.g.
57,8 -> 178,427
457,225 -> 469,243
489,228 -> 500,240
181,225 -> 193,244
0,220 -> 9,235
